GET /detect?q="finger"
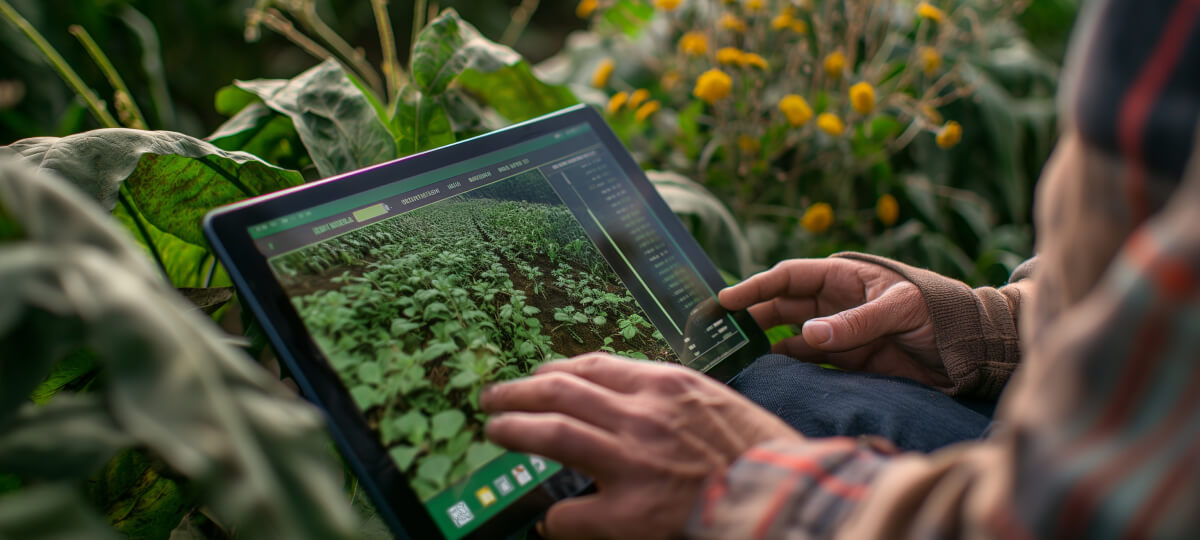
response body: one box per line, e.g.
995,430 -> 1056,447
540,495 -> 612,540
486,412 -> 622,479
746,296 -> 818,329
802,281 -> 924,352
480,371 -> 627,431
535,353 -> 676,393
718,259 -> 841,310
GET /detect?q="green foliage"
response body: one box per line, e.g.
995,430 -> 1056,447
234,60 -> 398,178
0,159 -> 356,539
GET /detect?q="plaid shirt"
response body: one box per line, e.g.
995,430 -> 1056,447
686,0 -> 1200,537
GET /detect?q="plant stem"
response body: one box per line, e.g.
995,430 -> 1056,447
69,25 -> 149,129
501,0 -> 540,47
0,0 -> 118,128
371,0 -> 404,101
411,0 -> 428,53
261,8 -> 337,64
293,2 -> 384,96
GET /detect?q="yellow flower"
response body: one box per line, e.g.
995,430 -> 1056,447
936,121 -> 962,148
738,134 -> 760,154
591,58 -> 615,88
849,82 -> 875,115
693,69 -> 733,104
790,20 -> 809,33
824,50 -> 846,79
745,0 -> 765,12
679,31 -> 709,56
576,0 -> 598,18
817,113 -> 845,137
740,52 -> 769,70
920,46 -> 942,76
655,0 -> 682,11
876,194 -> 899,226
635,100 -> 661,122
628,88 -> 651,109
606,91 -> 629,115
916,2 -> 945,23
720,13 -> 747,32
661,69 -> 682,90
717,47 -> 744,65
779,94 -> 813,127
771,12 -> 793,30
802,202 -> 834,234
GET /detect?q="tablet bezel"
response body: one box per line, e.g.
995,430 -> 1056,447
203,104 -> 770,539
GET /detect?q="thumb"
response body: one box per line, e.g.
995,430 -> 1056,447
801,281 -> 923,352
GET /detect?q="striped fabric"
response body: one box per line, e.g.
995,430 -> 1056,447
685,0 -> 1200,537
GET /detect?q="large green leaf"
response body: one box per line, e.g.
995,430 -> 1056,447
0,485 -> 119,540
0,158 -> 357,539
411,10 -> 577,123
391,86 -> 456,155
236,59 -> 397,177
1,129 -> 304,247
0,396 -> 130,480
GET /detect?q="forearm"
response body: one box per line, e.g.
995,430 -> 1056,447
833,252 -> 1032,399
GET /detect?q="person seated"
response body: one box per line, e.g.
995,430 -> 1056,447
480,0 -> 1200,537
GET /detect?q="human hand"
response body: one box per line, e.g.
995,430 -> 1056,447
719,258 -> 947,387
481,353 -> 801,540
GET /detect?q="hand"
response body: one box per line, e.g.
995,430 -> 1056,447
481,353 -> 801,540
719,257 -> 947,388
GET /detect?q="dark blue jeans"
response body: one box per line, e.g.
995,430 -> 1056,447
731,355 -> 994,453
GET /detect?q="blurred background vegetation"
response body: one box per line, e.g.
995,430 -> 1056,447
0,1 -> 1078,538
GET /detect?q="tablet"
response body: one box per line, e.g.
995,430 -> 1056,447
204,104 -> 769,539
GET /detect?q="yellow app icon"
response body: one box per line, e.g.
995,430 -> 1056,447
475,486 -> 497,507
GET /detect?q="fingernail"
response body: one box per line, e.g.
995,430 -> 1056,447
535,520 -> 547,538
803,320 -> 833,345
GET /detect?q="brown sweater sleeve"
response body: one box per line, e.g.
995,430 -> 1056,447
831,253 -> 1034,400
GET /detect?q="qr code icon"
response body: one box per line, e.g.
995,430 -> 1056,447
447,501 -> 474,528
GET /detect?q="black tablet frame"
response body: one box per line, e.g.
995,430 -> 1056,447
203,104 -> 770,539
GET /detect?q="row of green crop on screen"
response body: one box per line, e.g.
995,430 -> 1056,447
277,195 -> 666,500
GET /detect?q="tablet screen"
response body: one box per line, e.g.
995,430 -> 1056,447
245,121 -> 753,538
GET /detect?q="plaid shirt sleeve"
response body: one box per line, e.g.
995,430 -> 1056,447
686,0 -> 1200,537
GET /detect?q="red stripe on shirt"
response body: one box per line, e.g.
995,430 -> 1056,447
1121,433 -> 1200,540
742,445 -> 870,500
753,470 -> 803,539
1116,0 -> 1200,223
1056,330 -> 1200,537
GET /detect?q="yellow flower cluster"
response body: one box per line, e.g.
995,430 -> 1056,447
778,95 -> 812,127
693,69 -> 732,104
607,89 -> 661,123
591,58 -> 615,88
771,8 -> 808,33
745,0 -> 765,12
720,13 -> 747,32
849,82 -> 875,115
576,0 -> 597,18
936,121 -> 962,148
655,0 -> 682,11
876,194 -> 899,226
802,202 -> 834,233
817,113 -> 845,137
920,47 -> 941,76
717,47 -> 767,69
916,2 -> 945,23
606,91 -> 628,115
824,51 -> 846,79
679,31 -> 708,56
